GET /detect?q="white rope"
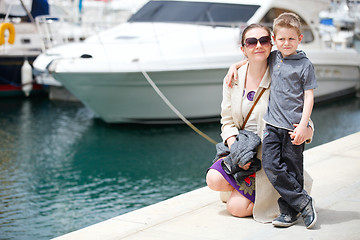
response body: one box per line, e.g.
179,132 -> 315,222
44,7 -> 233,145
136,61 -> 217,145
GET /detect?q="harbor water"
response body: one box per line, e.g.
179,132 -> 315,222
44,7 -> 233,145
1,94 -> 360,239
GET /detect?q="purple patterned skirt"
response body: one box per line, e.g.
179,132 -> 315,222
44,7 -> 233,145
209,157 -> 256,203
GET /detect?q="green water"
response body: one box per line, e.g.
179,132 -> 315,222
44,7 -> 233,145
0,95 -> 360,239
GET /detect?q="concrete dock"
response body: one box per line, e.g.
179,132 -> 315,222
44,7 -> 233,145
54,132 -> 360,240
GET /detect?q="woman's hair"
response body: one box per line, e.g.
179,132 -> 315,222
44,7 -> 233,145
240,24 -> 272,46
273,12 -> 302,36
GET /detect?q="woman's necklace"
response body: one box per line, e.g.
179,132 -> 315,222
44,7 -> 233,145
243,89 -> 256,101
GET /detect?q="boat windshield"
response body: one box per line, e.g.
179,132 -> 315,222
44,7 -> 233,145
128,0 -> 260,27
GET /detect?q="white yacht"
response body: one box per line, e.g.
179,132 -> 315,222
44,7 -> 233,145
0,0 -> 143,97
33,0 -> 360,123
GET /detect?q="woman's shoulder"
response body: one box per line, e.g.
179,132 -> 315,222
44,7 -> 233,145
239,62 -> 249,71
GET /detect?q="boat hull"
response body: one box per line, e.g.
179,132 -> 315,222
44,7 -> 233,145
53,63 -> 360,123
314,64 -> 360,102
53,68 -> 225,123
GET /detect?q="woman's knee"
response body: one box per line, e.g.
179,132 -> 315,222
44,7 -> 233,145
206,169 -> 221,190
226,193 -> 254,218
206,169 -> 229,191
227,202 -> 253,218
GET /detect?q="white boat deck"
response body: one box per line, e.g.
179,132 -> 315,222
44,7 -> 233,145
53,131 -> 360,240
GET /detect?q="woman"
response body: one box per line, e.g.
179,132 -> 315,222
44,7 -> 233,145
206,24 -> 313,222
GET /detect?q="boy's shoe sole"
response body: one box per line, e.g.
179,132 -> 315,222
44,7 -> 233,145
272,219 -> 298,227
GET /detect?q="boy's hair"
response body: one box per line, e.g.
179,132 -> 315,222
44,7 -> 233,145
273,12 -> 302,36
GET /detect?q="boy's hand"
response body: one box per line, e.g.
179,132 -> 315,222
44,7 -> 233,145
224,63 -> 239,88
289,123 -> 310,145
224,60 -> 248,88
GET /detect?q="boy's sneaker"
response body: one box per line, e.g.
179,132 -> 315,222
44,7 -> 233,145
272,213 -> 298,227
301,198 -> 317,229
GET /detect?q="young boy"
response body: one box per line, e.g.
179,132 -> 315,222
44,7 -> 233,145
262,12 -> 317,229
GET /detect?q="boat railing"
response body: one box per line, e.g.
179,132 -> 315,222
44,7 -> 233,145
318,0 -> 360,50
35,15 -> 121,50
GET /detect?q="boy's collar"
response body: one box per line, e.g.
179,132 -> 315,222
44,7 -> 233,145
277,50 -> 306,59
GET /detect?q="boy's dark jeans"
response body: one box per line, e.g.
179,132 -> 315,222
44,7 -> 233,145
262,124 -> 311,217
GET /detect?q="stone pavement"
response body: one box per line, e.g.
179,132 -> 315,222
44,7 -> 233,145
54,132 -> 360,240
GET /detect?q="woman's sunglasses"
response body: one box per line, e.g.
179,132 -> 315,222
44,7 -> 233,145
243,36 -> 271,48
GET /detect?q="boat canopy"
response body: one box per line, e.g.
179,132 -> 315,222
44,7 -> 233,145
0,0 -> 48,18
31,0 -> 49,19
128,0 -> 260,26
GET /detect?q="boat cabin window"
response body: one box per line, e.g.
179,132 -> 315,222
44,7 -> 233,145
260,8 -> 314,43
128,0 -> 260,27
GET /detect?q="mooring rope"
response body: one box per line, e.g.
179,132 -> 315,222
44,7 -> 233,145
136,61 -> 218,145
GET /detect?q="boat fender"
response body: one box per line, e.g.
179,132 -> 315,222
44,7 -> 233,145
0,22 -> 15,45
21,59 -> 33,97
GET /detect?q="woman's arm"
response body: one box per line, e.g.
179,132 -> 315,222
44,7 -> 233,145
220,78 -> 239,144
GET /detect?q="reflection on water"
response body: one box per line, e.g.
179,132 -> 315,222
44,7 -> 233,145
0,95 -> 359,239
0,98 -> 96,239
0,96 -> 220,239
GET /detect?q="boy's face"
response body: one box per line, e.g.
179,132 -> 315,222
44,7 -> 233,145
273,27 -> 303,58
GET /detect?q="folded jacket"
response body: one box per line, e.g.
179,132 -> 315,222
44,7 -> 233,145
214,130 -> 262,186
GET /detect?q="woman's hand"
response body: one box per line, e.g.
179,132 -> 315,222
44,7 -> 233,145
289,123 -> 313,145
226,136 -> 236,150
227,136 -> 251,170
239,162 -> 251,170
